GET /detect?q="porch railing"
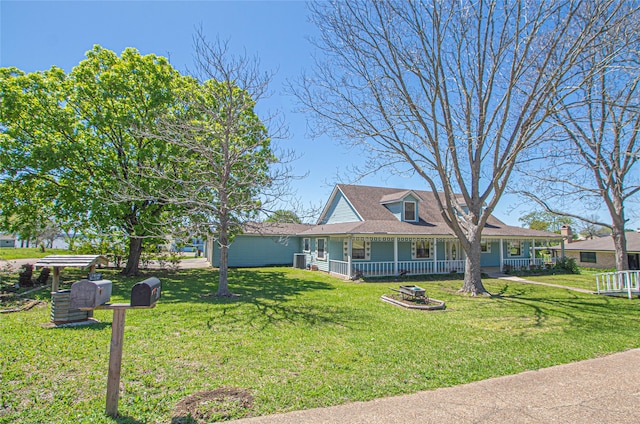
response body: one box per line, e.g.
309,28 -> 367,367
327,259 -> 466,278
434,260 -> 466,274
595,270 -> 640,299
502,258 -> 546,271
329,259 -> 349,277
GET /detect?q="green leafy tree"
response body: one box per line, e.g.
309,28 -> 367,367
518,211 -> 574,233
0,46 -> 185,275
265,210 -> 302,224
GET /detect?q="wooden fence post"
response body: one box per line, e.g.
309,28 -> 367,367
106,307 -> 126,417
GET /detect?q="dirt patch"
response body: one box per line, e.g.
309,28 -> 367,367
173,387 -> 253,423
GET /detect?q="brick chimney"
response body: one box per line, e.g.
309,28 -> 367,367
560,225 -> 573,243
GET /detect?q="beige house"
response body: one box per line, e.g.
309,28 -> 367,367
559,229 -> 640,270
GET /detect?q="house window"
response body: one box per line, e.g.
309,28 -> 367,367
404,201 -> 416,221
352,240 -> 366,259
416,240 -> 431,259
303,238 -> 310,252
580,252 -> 597,263
508,241 -> 521,257
481,241 -> 491,253
317,238 -> 327,260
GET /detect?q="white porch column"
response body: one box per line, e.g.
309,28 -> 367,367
531,239 -> 535,268
347,236 -> 353,279
500,238 -> 504,271
433,238 -> 438,273
393,237 -> 398,276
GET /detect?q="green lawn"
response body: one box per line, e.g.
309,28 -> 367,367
512,272 -> 600,292
0,247 -> 72,260
1,267 -> 638,423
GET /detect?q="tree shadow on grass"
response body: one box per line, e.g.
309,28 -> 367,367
154,268 -> 335,305
491,286 -> 637,330
113,268 -> 367,331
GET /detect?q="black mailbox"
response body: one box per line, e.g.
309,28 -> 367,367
130,277 -> 161,307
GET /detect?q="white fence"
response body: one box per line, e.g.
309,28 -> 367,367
595,270 -> 640,299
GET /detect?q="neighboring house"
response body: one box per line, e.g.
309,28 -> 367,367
0,234 -> 16,248
556,229 -> 640,270
206,184 -> 564,278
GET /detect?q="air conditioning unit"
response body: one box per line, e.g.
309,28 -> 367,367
293,253 -> 306,269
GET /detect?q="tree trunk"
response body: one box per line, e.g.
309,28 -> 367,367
611,226 -> 629,271
122,237 -> 143,276
216,222 -> 232,297
459,232 -> 490,296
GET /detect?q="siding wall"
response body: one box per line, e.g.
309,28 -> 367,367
211,235 -> 302,267
385,203 -> 402,221
321,191 -> 361,224
481,241 -> 501,267
0,239 -> 14,248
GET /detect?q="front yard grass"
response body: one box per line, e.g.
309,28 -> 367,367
1,267 -> 638,423
515,270 -> 604,292
0,247 -> 71,261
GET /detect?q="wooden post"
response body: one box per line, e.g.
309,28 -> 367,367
52,267 -> 61,292
82,303 -> 155,417
106,307 -> 126,417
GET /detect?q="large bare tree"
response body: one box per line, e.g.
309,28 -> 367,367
116,32 -> 295,296
516,2 -> 640,271
292,0 -> 629,295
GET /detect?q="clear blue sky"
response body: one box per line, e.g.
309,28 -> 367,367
1,0 -> 555,226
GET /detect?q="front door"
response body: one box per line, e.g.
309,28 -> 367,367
445,241 -> 464,261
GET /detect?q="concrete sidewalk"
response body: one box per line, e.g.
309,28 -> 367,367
231,349 -> 640,424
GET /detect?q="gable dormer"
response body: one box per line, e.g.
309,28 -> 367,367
318,186 -> 363,224
379,190 -> 423,223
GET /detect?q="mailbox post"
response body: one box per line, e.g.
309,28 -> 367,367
75,277 -> 161,418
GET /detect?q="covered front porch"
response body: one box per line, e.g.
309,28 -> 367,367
301,235 -> 562,279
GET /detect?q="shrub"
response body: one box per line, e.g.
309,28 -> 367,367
18,264 -> 34,287
553,257 -> 580,274
35,267 -> 51,285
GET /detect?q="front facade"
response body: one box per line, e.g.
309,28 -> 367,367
207,185 -> 565,278
296,185 -> 563,278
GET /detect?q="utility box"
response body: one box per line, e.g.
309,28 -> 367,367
293,253 -> 306,269
130,277 -> 161,307
70,279 -> 113,309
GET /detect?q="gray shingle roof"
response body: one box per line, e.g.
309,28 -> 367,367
242,222 -> 314,236
305,184 -> 562,239
561,232 -> 640,253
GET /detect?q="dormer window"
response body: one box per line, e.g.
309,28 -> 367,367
404,201 -> 416,221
